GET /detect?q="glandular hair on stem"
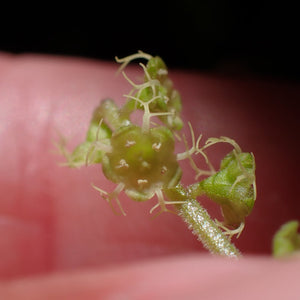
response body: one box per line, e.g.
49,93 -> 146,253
177,199 -> 241,258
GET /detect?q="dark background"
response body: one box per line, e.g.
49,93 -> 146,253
1,2 -> 299,80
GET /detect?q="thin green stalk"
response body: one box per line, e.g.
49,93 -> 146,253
177,199 -> 241,257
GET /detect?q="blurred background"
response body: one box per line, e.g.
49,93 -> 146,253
0,2 -> 299,80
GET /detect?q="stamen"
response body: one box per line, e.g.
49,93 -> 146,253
115,159 -> 129,169
161,166 -> 168,174
125,140 -> 136,147
152,142 -> 162,151
137,179 -> 148,186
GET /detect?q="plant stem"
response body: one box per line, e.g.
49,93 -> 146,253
177,199 -> 241,258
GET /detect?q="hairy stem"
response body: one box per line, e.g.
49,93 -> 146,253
177,199 -> 241,257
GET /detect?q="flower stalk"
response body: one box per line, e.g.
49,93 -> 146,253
178,199 -> 241,257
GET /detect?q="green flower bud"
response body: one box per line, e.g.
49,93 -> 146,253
273,221 -> 300,258
195,151 -> 256,227
102,125 -> 182,201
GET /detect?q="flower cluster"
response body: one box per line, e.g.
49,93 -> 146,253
58,51 -> 257,256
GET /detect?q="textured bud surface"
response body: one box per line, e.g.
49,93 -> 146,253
102,125 -> 182,201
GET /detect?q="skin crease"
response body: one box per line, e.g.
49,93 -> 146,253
0,52 -> 299,298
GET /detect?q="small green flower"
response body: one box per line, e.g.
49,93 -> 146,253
188,137 -> 256,237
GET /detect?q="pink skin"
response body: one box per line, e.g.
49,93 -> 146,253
0,52 -> 299,298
